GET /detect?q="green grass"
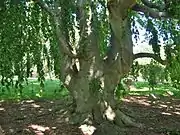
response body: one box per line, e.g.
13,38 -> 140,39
1,79 -> 180,101
0,79 -> 69,101
130,81 -> 180,98
134,81 -> 149,89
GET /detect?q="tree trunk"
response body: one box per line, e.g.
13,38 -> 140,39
58,0 -> 143,134
65,18 -> 142,133
67,68 -> 142,135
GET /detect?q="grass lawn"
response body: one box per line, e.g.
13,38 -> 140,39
130,81 -> 180,98
0,79 -> 180,101
0,79 -> 69,101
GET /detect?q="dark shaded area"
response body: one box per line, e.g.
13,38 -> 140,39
0,99 -> 84,135
0,96 -> 180,135
120,96 -> 180,135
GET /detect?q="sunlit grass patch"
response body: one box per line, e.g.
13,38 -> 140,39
0,79 -> 69,101
129,81 -> 180,98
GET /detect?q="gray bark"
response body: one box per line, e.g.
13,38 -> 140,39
60,1 -> 143,134
65,1 -> 142,133
37,0 -> 143,134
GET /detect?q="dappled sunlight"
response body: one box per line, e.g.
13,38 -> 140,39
65,117 -> 69,122
122,96 -> 180,119
122,98 -> 131,102
35,93 -> 42,98
79,124 -> 96,135
165,91 -> 174,96
48,108 -> 52,111
25,100 -> 35,103
56,110 -> 69,123
50,101 -> 54,104
20,107 -> 25,111
161,112 -> 172,116
0,107 -> 5,111
38,110 -> 43,113
0,100 -> 4,103
123,96 -> 151,106
159,104 -> 168,108
174,112 -> 180,115
176,108 -> 180,111
52,126 -> 57,130
28,124 -> 50,135
32,82 -> 40,85
0,126 -> 5,135
31,103 -> 41,108
0,102 -> 5,111
0,96 -> 180,135
138,100 -> 151,106
131,87 -> 149,91
65,75 -> 71,85
104,105 -> 116,121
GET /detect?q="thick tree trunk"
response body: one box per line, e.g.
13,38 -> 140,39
58,0 -> 143,134
67,72 -> 142,135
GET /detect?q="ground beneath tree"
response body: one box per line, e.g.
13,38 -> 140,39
0,96 -> 180,135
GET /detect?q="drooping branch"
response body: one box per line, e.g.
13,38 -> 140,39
132,4 -> 168,19
141,0 -> 165,11
34,0 -> 79,85
34,0 -> 77,58
133,52 -> 167,65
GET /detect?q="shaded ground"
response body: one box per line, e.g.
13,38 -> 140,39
0,96 -> 180,135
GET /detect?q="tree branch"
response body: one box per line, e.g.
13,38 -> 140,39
120,0 -> 137,9
76,0 -> 89,46
53,15 -> 77,58
108,0 -> 136,19
34,0 -> 78,58
133,53 -> 167,65
141,0 -> 165,11
132,4 -> 169,19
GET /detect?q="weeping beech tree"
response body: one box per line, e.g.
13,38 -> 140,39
0,0 -> 179,134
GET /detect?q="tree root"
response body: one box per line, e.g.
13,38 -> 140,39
114,109 -> 144,128
93,110 -> 144,135
0,126 -> 5,135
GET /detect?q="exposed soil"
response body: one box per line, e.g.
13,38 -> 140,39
0,96 -> 180,135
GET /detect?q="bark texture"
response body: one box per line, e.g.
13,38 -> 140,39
63,1 -> 142,134
37,0 -> 143,134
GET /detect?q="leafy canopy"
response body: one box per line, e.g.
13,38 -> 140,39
0,0 -> 179,88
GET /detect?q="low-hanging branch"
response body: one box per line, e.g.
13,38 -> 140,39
133,52 -> 167,65
34,0 -> 78,59
132,4 -> 168,19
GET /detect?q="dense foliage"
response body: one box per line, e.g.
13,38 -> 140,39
0,0 -> 179,94
0,1 -> 58,93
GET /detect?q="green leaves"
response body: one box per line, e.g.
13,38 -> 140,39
166,0 -> 180,19
91,0 -> 110,57
0,0 -> 179,94
165,45 -> 180,88
146,19 -> 160,55
0,2 -> 55,90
